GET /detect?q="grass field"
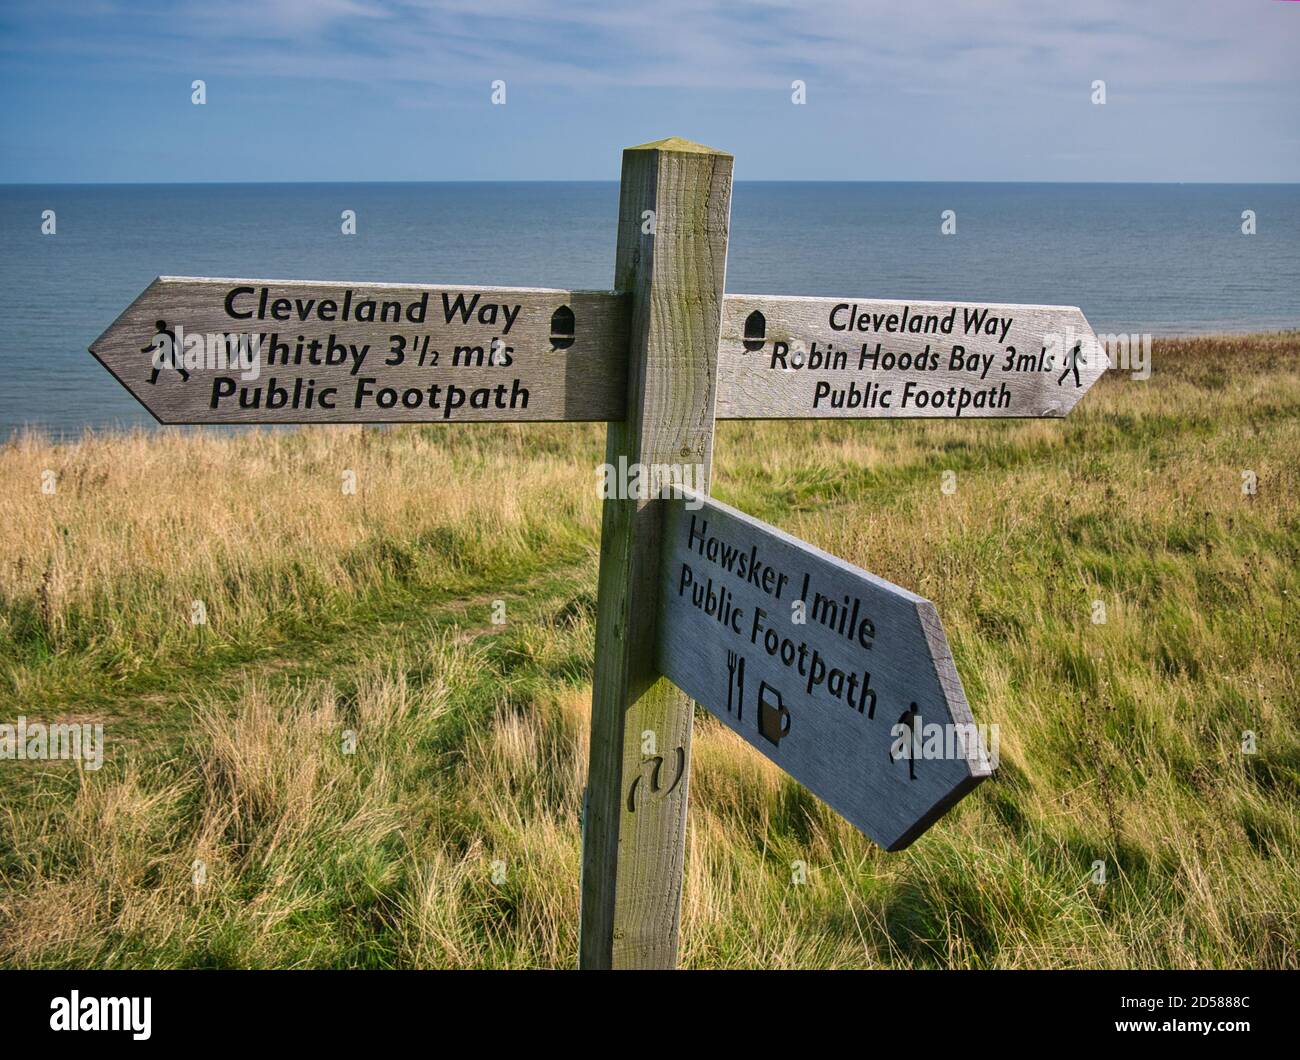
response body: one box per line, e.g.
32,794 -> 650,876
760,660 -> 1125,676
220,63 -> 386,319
1,334 -> 1297,969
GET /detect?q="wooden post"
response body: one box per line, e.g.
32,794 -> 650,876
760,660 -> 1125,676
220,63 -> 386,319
579,137 -> 733,969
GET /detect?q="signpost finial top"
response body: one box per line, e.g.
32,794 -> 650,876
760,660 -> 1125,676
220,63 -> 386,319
625,136 -> 732,157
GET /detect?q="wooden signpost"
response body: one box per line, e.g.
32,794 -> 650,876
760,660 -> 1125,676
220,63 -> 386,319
90,136 -> 1108,970
716,295 -> 1105,420
92,283 -> 1104,426
657,490 -> 990,852
90,278 -> 629,423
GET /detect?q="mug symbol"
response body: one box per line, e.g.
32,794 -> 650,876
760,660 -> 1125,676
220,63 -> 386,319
757,682 -> 791,747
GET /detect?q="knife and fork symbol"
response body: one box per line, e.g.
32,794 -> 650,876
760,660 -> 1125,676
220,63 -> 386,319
725,650 -> 746,719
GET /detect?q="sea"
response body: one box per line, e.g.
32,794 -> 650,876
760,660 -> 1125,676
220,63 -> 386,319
1,181 -> 1297,436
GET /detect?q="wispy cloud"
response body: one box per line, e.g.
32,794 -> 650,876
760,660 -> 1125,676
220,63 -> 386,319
4,0 -> 1297,93
1,0 -> 1297,181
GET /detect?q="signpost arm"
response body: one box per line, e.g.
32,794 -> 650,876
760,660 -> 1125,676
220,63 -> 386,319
579,137 -> 733,969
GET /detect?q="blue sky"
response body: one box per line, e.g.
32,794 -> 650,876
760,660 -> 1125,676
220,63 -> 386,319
2,0 -> 1298,182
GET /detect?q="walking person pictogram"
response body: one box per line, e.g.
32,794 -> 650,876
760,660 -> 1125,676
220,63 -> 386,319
1056,339 -> 1084,388
145,319 -> 189,384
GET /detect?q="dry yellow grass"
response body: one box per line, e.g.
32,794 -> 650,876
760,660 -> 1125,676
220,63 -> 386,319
0,423 -> 605,685
1,334 -> 1297,967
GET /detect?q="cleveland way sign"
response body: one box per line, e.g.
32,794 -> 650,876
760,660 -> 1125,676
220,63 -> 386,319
716,294 -> 1106,419
89,136 -> 1109,970
91,279 -> 1105,425
90,278 -> 630,423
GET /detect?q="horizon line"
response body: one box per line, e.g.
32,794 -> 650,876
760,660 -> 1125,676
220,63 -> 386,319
3,178 -> 1299,188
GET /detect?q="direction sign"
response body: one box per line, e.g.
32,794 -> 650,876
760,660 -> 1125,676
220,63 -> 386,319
91,279 -> 1107,426
656,490 -> 992,850
716,295 -> 1108,419
89,277 -> 630,424
83,137 -> 1110,968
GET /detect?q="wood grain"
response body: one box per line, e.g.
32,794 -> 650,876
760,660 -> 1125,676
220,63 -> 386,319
579,138 -> 733,969
716,294 -> 1108,419
91,281 -> 1109,425
89,278 -> 629,424
656,491 -> 991,851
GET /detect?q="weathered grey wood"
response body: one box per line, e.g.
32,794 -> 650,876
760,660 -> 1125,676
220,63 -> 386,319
580,137 -> 733,969
716,294 -> 1108,419
656,491 -> 991,850
89,278 -> 629,423
91,279 -> 1110,425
